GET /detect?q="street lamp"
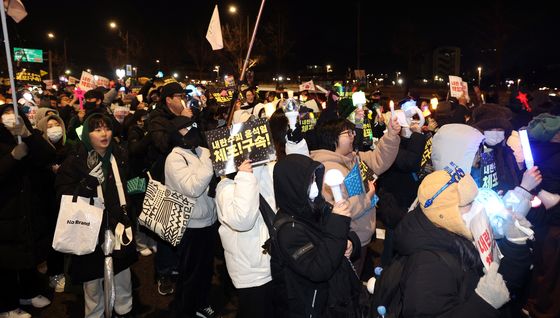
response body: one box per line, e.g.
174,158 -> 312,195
46,32 -> 56,81
65,69 -> 71,75
229,5 -> 237,13
47,32 -> 55,39
228,5 -> 249,44
517,78 -> 521,88
108,20 -> 129,64
477,66 -> 482,87
213,65 -> 220,81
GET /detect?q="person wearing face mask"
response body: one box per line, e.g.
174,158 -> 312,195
383,164 -> 534,318
271,154 -> 362,318
1,105 -> 56,317
470,104 -> 522,193
67,89 -> 108,142
35,114 -> 71,294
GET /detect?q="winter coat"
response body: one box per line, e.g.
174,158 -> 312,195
0,115 -> 56,269
377,132 -> 427,228
393,207 -> 532,318
55,143 -> 137,283
215,163 -> 276,289
310,132 -> 400,246
146,103 -> 192,182
164,147 -> 217,229
271,154 -> 362,318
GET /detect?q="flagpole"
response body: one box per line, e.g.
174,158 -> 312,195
1,3 -> 22,143
227,0 -> 266,126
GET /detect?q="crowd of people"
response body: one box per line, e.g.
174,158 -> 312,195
0,76 -> 559,318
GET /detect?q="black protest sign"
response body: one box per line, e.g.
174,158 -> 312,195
300,112 -> 320,133
480,150 -> 499,190
205,118 -> 277,176
16,70 -> 42,84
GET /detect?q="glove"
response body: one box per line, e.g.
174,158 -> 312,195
8,118 -> 31,138
287,123 -> 303,143
505,216 -> 534,244
475,262 -> 510,309
88,162 -> 104,185
11,142 -> 28,160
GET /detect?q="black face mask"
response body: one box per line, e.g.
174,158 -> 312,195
84,101 -> 97,110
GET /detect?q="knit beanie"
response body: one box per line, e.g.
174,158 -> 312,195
528,113 -> 560,142
418,169 -> 479,240
471,104 -> 513,133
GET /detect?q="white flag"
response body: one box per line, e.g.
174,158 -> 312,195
206,5 -> 223,50
4,0 -> 27,23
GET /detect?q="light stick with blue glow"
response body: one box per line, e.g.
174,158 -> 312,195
519,129 -> 534,169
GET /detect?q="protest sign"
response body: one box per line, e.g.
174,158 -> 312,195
79,71 -> 96,91
300,112 -> 319,133
299,80 -> 315,92
16,70 -> 41,84
68,76 -> 79,85
448,75 -> 463,98
95,75 -> 110,88
205,118 -> 276,176
43,79 -> 53,90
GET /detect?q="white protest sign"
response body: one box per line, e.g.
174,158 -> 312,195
68,76 -> 79,85
79,71 -> 96,92
462,82 -> 470,102
299,80 -> 316,92
448,75 -> 464,98
95,75 -> 110,88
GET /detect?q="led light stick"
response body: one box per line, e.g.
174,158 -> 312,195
518,129 -> 534,169
324,169 -> 345,203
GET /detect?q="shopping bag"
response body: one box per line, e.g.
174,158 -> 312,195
139,173 -> 194,246
52,194 -> 104,255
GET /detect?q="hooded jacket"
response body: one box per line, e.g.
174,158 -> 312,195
164,146 -> 217,228
0,105 -> 56,269
432,124 -> 485,175
215,163 -> 276,289
271,154 -> 362,318
311,132 -> 400,246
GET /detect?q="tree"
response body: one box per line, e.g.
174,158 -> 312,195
263,12 -> 295,73
221,18 -> 264,79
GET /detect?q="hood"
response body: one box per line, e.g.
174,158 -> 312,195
273,154 -> 325,220
310,149 -> 355,171
532,141 -> 560,194
36,114 -> 66,147
35,107 -> 59,124
432,124 -> 484,175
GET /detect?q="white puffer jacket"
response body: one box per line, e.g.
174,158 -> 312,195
215,163 -> 276,289
164,147 -> 217,228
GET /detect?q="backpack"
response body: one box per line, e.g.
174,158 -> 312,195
371,250 -> 464,318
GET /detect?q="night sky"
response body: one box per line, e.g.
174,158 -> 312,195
3,0 -> 559,86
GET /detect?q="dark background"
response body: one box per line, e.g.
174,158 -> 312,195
2,0 -> 559,86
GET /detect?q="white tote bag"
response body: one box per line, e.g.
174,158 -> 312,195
139,172 -> 195,246
52,191 -> 104,255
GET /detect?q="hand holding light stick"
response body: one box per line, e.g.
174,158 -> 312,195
324,169 -> 345,203
389,100 -> 395,118
518,129 -> 534,169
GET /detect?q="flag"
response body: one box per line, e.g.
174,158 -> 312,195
344,163 -> 364,197
206,5 -> 223,50
5,0 -> 27,23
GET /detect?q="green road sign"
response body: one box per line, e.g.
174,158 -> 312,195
13,47 -> 44,63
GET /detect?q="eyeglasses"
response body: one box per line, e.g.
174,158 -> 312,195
423,162 -> 465,208
339,130 -> 356,137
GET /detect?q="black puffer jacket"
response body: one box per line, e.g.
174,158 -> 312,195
0,108 -> 56,269
271,154 -> 362,318
393,207 -> 532,318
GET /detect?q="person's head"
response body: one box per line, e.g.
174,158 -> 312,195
113,106 -> 130,124
528,113 -> 560,143
266,91 -> 277,103
243,88 -> 256,103
132,109 -> 148,130
37,115 -> 66,145
471,104 -> 513,147
161,82 -> 185,115
273,154 -> 327,221
269,108 -> 289,160
148,89 -> 161,104
59,95 -> 71,107
317,118 -> 356,156
84,89 -> 104,110
418,163 -> 479,240
49,96 -> 58,108
82,114 -> 113,156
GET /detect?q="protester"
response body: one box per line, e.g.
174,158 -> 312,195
55,113 -> 137,317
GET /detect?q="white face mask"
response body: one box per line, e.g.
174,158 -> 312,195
309,181 -> 319,201
484,130 -> 505,146
47,126 -> 63,143
1,113 -> 16,128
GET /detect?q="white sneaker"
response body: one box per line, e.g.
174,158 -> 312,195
19,295 -> 51,308
0,308 -> 32,318
49,274 -> 66,292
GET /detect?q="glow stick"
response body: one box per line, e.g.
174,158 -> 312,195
519,129 -> 534,169
324,169 -> 345,203
389,100 -> 395,118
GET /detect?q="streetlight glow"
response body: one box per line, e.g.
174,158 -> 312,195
109,21 -> 117,29
173,73 -> 179,78
229,5 -> 237,13
47,32 -> 55,39
65,70 -> 71,75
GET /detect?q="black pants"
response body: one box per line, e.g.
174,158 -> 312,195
174,223 -> 218,316
237,281 -> 275,318
0,268 -> 41,312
